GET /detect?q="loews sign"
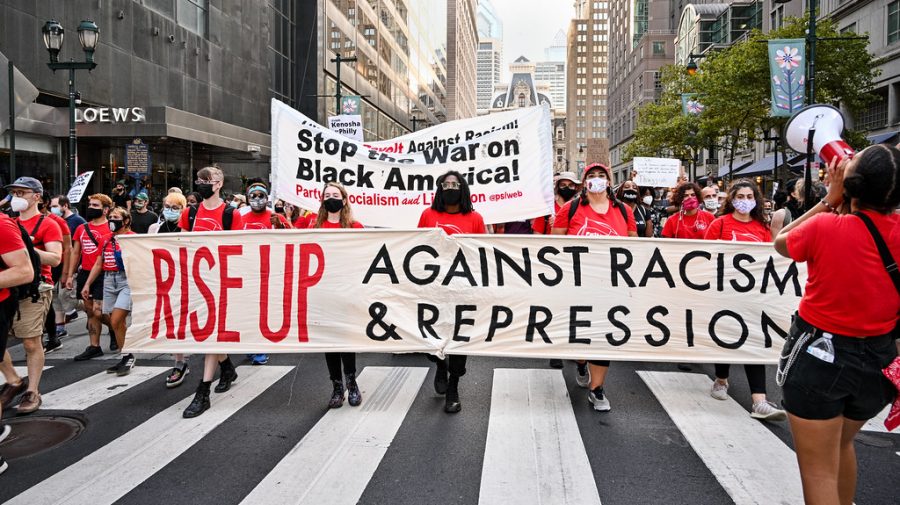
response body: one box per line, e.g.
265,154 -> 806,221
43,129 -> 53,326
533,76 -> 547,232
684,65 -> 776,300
75,106 -> 146,124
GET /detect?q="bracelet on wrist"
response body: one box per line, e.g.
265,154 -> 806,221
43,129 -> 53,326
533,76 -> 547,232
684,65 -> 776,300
820,199 -> 837,213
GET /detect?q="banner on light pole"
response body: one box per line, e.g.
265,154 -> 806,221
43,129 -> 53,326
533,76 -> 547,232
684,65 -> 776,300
768,39 -> 806,117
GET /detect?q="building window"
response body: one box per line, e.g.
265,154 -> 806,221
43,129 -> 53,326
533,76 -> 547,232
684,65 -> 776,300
840,23 -> 857,34
177,0 -> 208,36
889,1 -> 900,44
652,41 -> 665,55
856,89 -> 889,130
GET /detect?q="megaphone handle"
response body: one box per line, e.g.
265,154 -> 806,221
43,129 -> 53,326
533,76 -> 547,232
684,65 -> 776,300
805,128 -> 816,212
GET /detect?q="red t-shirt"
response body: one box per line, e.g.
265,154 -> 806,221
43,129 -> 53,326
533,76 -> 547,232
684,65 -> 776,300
0,214 -> 27,302
73,221 -> 113,271
788,210 -> 900,336
417,208 -> 487,235
532,201 -> 563,235
18,214 -> 62,282
313,220 -> 364,229
703,214 -> 770,243
178,202 -> 244,232
662,210 -> 716,239
293,213 -> 314,230
48,213 -> 71,237
553,200 -> 636,237
240,208 -> 289,230
101,231 -> 135,271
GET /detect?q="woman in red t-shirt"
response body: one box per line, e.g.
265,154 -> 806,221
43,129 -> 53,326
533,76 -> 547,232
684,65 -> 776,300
417,171 -> 486,414
552,163 -> 637,413
774,147 -> 900,505
661,182 -> 716,239
311,183 -> 364,410
83,207 -> 137,377
704,180 -> 785,421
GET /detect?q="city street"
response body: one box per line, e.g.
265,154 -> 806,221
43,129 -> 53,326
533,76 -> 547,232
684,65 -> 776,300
1,324 -> 896,505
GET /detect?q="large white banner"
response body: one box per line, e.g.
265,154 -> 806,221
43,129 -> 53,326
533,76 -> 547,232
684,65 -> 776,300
119,231 -> 805,364
271,99 -> 555,227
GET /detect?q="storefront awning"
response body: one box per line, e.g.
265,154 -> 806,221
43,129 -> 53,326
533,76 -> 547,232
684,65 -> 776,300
735,153 -> 806,177
716,160 -> 752,178
867,131 -> 898,145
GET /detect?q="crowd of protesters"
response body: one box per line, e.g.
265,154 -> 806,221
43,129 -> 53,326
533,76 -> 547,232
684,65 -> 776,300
0,149 -> 895,505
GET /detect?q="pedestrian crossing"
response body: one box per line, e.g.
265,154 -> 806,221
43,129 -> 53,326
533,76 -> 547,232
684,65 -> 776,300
1,362 -> 896,505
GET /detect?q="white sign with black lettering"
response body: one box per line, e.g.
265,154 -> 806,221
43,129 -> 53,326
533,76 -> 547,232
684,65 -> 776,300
633,157 -> 682,188
328,115 -> 364,141
67,171 -> 94,203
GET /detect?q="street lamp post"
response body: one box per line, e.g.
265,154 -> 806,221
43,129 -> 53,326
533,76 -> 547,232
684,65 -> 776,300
42,19 -> 99,187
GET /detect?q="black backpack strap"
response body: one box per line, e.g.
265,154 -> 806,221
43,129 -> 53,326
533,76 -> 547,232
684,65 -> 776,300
188,205 -> 199,231
223,205 -> 235,231
83,222 -> 100,247
855,212 -> 900,295
29,215 -> 45,237
617,201 -> 628,224
568,196 -> 580,222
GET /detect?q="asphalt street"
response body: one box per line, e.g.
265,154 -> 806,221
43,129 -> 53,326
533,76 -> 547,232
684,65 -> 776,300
1,325 -> 897,505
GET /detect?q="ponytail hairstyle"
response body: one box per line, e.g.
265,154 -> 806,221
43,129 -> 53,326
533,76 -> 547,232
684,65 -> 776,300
843,144 -> 900,213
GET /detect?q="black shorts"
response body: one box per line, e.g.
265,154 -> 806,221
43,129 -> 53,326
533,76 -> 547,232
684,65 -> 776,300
76,269 -> 104,301
781,316 -> 897,421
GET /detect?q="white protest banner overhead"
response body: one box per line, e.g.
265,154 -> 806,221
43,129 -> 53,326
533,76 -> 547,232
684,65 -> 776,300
328,115 -> 363,141
119,231 -> 804,364
271,99 -> 555,227
67,171 -> 94,203
633,157 -> 682,188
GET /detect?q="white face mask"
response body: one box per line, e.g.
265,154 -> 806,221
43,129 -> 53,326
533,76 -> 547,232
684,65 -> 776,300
703,198 -> 719,211
10,196 -> 29,213
642,196 -> 653,206
585,177 -> 608,193
733,199 -> 757,214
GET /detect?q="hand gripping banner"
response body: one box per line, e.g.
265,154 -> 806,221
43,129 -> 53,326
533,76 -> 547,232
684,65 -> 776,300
270,99 -> 555,227
119,230 -> 805,364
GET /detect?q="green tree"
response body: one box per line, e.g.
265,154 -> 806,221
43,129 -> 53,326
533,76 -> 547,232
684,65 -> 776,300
627,14 -> 878,179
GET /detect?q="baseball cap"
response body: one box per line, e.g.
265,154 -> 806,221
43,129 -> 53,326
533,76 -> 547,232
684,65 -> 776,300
582,163 -> 612,182
5,176 -> 43,194
135,192 -> 149,201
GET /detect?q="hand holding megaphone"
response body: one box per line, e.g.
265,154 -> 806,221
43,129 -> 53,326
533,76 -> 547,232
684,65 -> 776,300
785,104 -> 856,164
822,154 -> 850,208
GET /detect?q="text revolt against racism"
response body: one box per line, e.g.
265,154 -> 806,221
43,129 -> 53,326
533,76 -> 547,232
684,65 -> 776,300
119,230 -> 804,364
270,98 -> 556,227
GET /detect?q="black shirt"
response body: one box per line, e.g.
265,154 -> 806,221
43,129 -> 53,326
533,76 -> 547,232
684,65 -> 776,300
130,210 -> 158,234
111,191 -> 131,209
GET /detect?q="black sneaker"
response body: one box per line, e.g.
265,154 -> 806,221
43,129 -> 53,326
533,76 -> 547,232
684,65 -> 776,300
0,455 -> 7,476
56,328 -> 68,339
0,424 -> 10,444
65,310 -> 79,323
44,337 -> 63,354
74,345 -> 103,361
109,332 -> 119,352
116,354 -> 136,377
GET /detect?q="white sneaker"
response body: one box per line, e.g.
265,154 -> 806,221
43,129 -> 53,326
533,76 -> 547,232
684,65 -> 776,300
588,388 -> 611,412
751,400 -> 787,421
710,380 -> 729,401
575,364 -> 591,388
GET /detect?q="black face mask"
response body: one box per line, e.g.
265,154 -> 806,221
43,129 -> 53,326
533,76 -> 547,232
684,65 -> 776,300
274,206 -> 285,214
623,190 -> 638,201
195,183 -> 215,200
85,207 -> 104,221
323,198 -> 344,213
442,189 -> 462,206
558,186 -> 577,200
108,219 -> 124,232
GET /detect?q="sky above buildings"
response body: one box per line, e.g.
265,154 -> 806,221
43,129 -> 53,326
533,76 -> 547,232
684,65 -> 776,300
490,0 -> 575,80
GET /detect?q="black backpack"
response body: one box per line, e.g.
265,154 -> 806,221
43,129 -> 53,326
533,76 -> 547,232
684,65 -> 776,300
568,196 -> 630,226
187,204 -> 235,231
6,217 -> 45,303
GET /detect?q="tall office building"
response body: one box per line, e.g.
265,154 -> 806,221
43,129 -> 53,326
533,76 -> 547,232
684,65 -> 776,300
476,0 -> 504,114
446,0 -> 478,119
607,0 -> 678,181
535,30 -> 567,113
566,0 -> 611,173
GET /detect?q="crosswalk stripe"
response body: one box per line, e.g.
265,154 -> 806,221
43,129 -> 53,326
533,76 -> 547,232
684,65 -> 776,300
239,366 -> 427,505
41,367 -> 167,410
638,371 -> 804,505
6,365 -> 293,505
479,369 -> 602,505
862,405 -> 892,434
1,366 -> 53,386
